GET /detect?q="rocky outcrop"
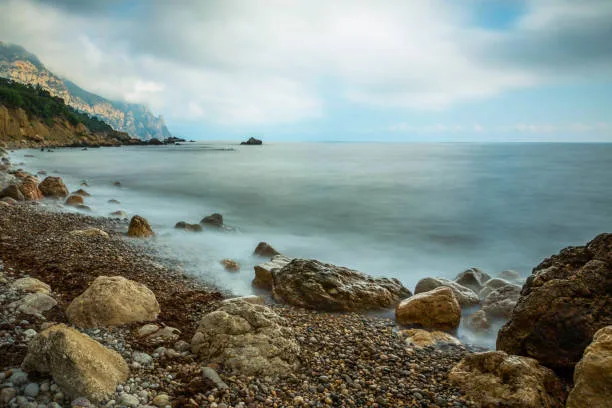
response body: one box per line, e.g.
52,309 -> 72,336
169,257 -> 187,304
395,287 -> 461,331
497,233 -> 612,373
566,326 -> 612,408
22,324 -> 129,402
127,215 -> 154,238
449,351 -> 567,408
399,329 -> 461,348
191,301 -> 299,376
18,176 -> 43,200
38,176 -> 68,198
220,258 -> 240,272
272,259 -> 411,311
253,242 -> 280,258
66,276 -> 160,328
414,277 -> 479,307
253,255 -> 292,289
240,137 -> 263,145
454,268 -> 491,293
200,213 -> 223,228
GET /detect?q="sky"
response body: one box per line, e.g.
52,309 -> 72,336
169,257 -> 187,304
0,0 -> 611,142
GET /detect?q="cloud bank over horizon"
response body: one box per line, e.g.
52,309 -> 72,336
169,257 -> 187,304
0,0 -> 611,141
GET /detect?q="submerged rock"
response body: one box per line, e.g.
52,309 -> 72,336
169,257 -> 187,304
465,310 -> 491,333
253,241 -> 280,258
454,267 -> 491,293
38,176 -> 69,198
65,195 -> 84,206
272,258 -> 411,311
220,258 -> 240,272
127,215 -> 154,237
481,284 -> 521,319
72,188 -> 90,196
174,221 -> 203,232
253,255 -> 292,289
414,277 -> 479,307
200,213 -> 223,228
395,287 -> 461,331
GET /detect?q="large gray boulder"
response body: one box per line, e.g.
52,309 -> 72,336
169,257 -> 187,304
414,277 -> 479,307
482,284 -> 522,319
454,267 -> 491,293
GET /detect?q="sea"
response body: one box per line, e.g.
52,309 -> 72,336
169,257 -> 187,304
10,142 -> 612,347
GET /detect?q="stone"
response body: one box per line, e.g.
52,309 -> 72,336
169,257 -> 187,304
222,296 -> 265,306
108,199 -> 120,204
253,255 -> 291,289
22,324 -> 129,402
0,184 -> 24,201
498,269 -> 522,282
9,370 -> 29,386
127,215 -> 154,238
132,351 -> 153,365
481,284 -> 521,319
253,242 -> 280,258
497,233 -> 612,372
19,176 -> 43,201
465,310 -> 491,333
152,394 -> 171,407
191,301 -> 299,376
11,277 -> 51,293
137,323 -> 160,337
136,324 -> 180,345
220,258 -> 239,272
72,189 -> 90,196
448,351 -> 567,408
454,267 -> 492,292
399,329 -> 461,348
69,228 -> 109,239
478,278 -> 514,299
38,176 -> 69,198
395,287 -> 461,331
240,137 -> 263,145
9,292 -> 57,317
0,388 -> 16,404
1,196 -> 18,204
110,210 -> 127,218
273,258 -> 411,311
24,383 -> 39,398
70,397 -> 94,407
66,275 -> 160,328
202,367 -> 228,390
566,326 -> 612,408
65,195 -> 84,206
414,277 -> 480,307
119,393 -> 139,407
200,213 -> 223,228
174,221 -> 203,232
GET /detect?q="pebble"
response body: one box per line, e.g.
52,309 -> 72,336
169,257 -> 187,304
9,370 -> 29,386
24,383 -> 40,398
1,387 -> 16,404
119,393 -> 140,407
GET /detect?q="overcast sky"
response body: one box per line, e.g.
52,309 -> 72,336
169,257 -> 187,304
1,0 -> 611,141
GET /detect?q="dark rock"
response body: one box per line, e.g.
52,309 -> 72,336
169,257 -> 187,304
200,213 -> 223,228
454,268 -> 491,293
253,242 -> 280,258
127,215 -> 154,238
0,184 -> 24,201
175,221 -> 203,232
65,195 -> 84,207
39,176 -> 69,198
148,138 -> 163,145
481,284 -> 521,319
240,137 -> 263,145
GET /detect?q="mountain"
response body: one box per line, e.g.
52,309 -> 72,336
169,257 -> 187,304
0,42 -> 171,140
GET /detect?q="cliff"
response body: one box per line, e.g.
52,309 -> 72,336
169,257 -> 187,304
0,42 -> 171,141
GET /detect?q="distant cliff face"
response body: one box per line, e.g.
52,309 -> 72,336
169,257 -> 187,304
0,42 -> 171,140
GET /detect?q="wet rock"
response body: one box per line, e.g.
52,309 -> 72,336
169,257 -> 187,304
449,351 -> 566,408
220,258 -> 240,272
65,195 -> 84,206
11,277 -> 51,293
273,258 -> 411,311
9,292 -> 57,317
414,277 -> 479,307
19,176 -> 43,201
69,228 -> 109,239
0,184 -> 24,201
566,326 -> 612,408
481,284 -> 521,319
127,215 -> 154,238
38,176 -> 69,198
110,210 -> 127,218
498,270 -> 522,283
191,301 -> 299,376
253,255 -> 291,289
152,393 -> 171,407
22,324 -> 129,402
200,213 -> 223,228
396,287 -> 460,331
72,188 -> 90,196
399,329 -> 461,348
108,199 -> 120,204
478,278 -> 514,299
454,267 -> 491,293
240,137 -> 263,145
465,310 -> 491,333
174,221 -> 203,232
497,233 -> 612,373
66,275 -> 160,328
253,242 -> 280,258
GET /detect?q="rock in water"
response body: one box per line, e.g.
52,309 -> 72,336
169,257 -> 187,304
395,287 -> 461,331
478,278 -> 516,299
220,258 -> 240,272
481,284 -> 521,319
175,221 -> 203,232
414,277 -> 480,307
454,267 -> 491,293
200,213 -> 223,228
127,215 -> 154,237
19,176 -> 43,200
22,324 -> 129,402
497,233 -> 612,373
38,176 -> 69,198
566,326 -> 612,408
253,255 -> 292,289
253,242 -> 280,258
65,195 -> 84,206
66,276 -> 160,327
449,351 -> 567,408
272,258 -> 411,311
72,188 -> 90,196
240,137 -> 263,145
191,301 -> 299,376
0,184 -> 24,201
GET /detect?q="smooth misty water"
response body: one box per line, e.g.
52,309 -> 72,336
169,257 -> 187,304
11,142 -> 612,346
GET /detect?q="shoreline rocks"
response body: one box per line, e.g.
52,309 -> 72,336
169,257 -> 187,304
415,276 -> 479,307
253,254 -> 292,289
253,241 -> 280,258
38,176 -> 69,198
127,215 -> 154,238
395,286 -> 461,331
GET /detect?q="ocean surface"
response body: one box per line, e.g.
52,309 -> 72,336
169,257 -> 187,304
11,142 -> 612,347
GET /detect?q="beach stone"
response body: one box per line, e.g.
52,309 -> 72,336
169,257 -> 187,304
69,228 -> 109,239
137,324 -> 160,337
222,296 -> 265,306
66,275 -> 160,328
19,176 -> 43,201
481,284 -> 521,319
1,196 -> 18,204
273,258 -> 411,311
110,210 -> 127,218
65,195 -> 84,206
38,176 -> 69,198
72,189 -> 90,196
9,369 -> 29,385
24,383 -> 39,398
395,287 -> 460,331
478,278 -> 514,299
11,277 -> 51,293
119,393 -> 139,407
0,184 -> 24,201
220,258 -> 240,272
202,367 -> 228,390
10,292 -> 57,317
191,301 -> 299,376
136,324 -> 180,345
70,397 -> 94,407
22,324 -> 129,402
449,351 -> 566,408
127,215 -> 154,238
497,233 -> 612,372
498,269 -> 522,282
399,329 -> 461,348
253,242 -> 280,258
132,351 -> 153,365
465,310 -> 491,333
1,388 -> 16,404
200,213 -> 223,228
566,326 -> 612,408
414,277 -> 479,307
253,255 -> 291,289
454,267 -> 491,293
152,394 -> 171,407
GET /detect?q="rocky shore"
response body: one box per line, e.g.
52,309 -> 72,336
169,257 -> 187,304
1,148 -> 610,408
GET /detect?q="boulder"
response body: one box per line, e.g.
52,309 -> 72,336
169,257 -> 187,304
240,137 -> 263,145
22,324 -> 129,402
253,255 -> 292,289
498,270 -> 522,283
481,284 -> 521,319
253,242 -> 280,258
72,188 -> 90,196
11,277 -> 51,294
566,325 -> 612,408
191,301 -> 299,376
1,196 -> 17,205
220,258 -> 240,272
65,195 -> 84,206
414,277 -> 479,307
69,228 -> 109,239
19,176 -> 43,201
110,210 -> 128,218
174,221 -> 203,232
395,287 -> 461,331
465,310 -> 491,333
9,293 -> 57,317
66,276 -> 160,328
273,258 -> 411,311
478,278 -> 514,299
449,351 -> 567,408
135,324 -> 180,345
497,233 -> 612,373
454,267 -> 491,293
38,176 -> 69,198
200,213 -> 223,228
127,215 -> 154,238
399,329 -> 461,348
0,184 -> 24,201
